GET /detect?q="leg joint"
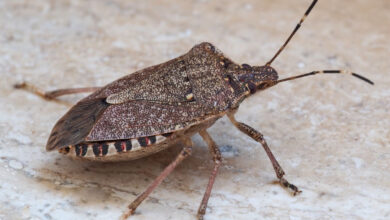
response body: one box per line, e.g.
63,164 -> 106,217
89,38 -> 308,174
213,154 -> 222,164
182,146 -> 193,157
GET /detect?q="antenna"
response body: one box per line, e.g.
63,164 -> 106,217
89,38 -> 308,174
276,70 -> 374,85
266,0 -> 318,66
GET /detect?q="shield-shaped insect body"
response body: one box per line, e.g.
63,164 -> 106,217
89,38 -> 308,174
48,42 -> 280,162
15,0 -> 373,219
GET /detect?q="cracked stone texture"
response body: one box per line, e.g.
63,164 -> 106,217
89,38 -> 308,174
1,0 -> 389,220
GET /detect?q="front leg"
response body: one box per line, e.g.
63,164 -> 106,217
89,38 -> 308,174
227,111 -> 301,195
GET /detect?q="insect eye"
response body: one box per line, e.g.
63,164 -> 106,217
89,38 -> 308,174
246,82 -> 256,94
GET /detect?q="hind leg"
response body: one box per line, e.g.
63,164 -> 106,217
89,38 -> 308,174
122,138 -> 193,219
14,82 -> 100,100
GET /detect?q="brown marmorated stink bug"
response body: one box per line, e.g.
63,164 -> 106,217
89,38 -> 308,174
15,0 -> 373,219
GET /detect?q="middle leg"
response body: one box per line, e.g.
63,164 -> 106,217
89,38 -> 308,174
197,130 -> 222,220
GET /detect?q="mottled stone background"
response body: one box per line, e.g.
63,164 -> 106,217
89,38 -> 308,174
0,0 -> 389,219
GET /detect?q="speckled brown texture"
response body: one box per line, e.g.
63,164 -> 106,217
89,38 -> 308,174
47,42 -> 279,152
1,0 -> 389,219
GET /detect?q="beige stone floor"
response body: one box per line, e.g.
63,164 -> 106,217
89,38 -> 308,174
1,0 -> 389,219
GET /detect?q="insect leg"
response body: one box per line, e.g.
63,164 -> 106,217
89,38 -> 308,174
227,111 -> 301,195
14,82 -> 100,99
197,130 -> 222,220
122,138 -> 193,219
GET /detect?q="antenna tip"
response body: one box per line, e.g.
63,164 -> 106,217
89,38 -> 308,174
351,73 -> 374,85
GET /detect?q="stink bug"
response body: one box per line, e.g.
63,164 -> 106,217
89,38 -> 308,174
14,0 -> 374,219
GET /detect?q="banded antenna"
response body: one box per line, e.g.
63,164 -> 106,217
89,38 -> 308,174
264,0 -> 374,86
266,0 -> 318,66
276,70 -> 374,85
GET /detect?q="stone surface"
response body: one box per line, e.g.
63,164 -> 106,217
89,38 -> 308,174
1,0 -> 389,219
